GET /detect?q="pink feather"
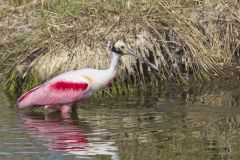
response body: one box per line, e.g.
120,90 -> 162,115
17,81 -> 89,109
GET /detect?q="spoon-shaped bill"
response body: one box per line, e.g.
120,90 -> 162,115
128,51 -> 159,71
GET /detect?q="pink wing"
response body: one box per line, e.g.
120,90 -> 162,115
17,80 -> 89,108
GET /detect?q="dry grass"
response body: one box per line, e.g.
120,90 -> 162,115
1,0 -> 240,96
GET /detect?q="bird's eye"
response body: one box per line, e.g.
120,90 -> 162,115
121,46 -> 125,49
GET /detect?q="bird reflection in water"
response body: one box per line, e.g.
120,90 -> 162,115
19,111 -> 119,159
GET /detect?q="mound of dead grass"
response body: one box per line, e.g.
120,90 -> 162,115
1,0 -> 240,96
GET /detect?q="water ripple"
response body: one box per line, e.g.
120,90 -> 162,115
1,94 -> 240,159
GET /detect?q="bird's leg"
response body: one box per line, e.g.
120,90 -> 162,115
71,103 -> 78,112
59,104 -> 72,114
44,105 -> 58,114
44,104 -> 72,113
44,105 -> 50,110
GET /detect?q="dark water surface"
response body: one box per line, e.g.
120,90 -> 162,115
1,87 -> 240,160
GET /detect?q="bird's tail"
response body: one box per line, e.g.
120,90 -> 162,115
17,86 -> 41,108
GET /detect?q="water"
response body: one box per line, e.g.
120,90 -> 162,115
1,87 -> 240,160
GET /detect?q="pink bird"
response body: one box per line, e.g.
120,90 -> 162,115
17,40 -> 159,113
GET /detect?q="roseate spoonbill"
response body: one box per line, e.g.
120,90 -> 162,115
17,40 -> 159,113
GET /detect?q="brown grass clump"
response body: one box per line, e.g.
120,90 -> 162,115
1,0 -> 240,96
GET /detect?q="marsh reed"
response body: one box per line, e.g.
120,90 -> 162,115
1,0 -> 240,96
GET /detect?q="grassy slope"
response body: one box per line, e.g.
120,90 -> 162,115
1,0 -> 240,97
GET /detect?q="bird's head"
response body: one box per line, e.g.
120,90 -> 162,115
111,40 -> 159,71
111,40 -> 127,55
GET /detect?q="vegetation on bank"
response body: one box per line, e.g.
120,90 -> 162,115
1,0 -> 240,97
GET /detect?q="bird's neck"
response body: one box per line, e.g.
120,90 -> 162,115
108,52 -> 120,72
91,52 -> 120,91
